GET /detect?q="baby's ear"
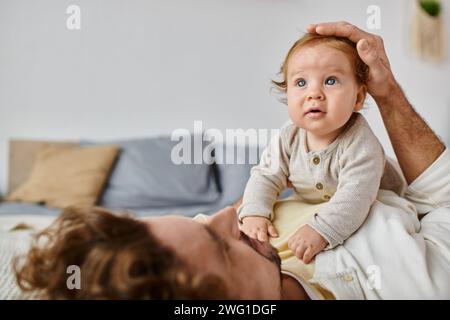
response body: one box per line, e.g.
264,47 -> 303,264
354,84 -> 367,112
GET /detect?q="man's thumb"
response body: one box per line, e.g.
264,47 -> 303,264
357,39 -> 378,66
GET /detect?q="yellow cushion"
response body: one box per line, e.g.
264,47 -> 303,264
7,145 -> 119,208
270,198 -> 335,299
271,199 -> 321,279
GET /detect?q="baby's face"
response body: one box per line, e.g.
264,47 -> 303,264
286,43 -> 365,138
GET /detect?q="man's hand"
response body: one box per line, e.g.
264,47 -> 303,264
308,21 -> 446,184
288,225 -> 328,264
307,21 -> 395,100
241,216 -> 279,242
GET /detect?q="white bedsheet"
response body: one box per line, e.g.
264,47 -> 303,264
0,215 -> 55,299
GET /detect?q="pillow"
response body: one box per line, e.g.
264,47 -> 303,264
214,143 -> 292,207
213,143 -> 261,206
81,136 -> 220,209
6,145 -> 120,208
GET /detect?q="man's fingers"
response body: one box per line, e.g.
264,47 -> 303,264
268,224 -> 279,238
358,38 -> 370,52
356,38 -> 383,76
308,21 -> 394,98
356,38 -> 378,66
356,38 -> 390,85
306,24 -> 316,33
312,21 -> 370,44
315,21 -> 354,36
309,21 -> 389,62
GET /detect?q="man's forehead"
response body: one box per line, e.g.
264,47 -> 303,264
150,216 -> 226,257
147,216 -> 205,243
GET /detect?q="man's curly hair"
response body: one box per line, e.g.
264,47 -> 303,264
14,206 -> 228,299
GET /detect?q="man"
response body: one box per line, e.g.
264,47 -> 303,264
15,22 -> 449,299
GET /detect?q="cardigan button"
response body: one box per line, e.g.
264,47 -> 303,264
343,274 -> 354,282
316,182 -> 323,190
312,156 -> 321,165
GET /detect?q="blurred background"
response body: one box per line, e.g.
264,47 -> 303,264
0,0 -> 449,195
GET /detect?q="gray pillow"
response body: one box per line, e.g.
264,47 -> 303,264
214,144 -> 260,207
214,143 -> 293,207
82,135 -> 220,209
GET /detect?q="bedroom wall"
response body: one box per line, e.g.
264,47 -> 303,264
0,0 -> 449,195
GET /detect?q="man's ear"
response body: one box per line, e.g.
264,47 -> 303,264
354,85 -> 367,112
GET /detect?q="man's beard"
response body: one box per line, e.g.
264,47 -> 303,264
239,231 -> 282,278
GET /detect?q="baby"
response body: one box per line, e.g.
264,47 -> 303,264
238,33 -> 403,264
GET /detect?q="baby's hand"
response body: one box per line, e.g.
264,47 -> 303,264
240,216 -> 278,242
288,225 -> 328,264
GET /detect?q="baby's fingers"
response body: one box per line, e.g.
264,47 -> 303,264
295,244 -> 307,260
240,225 -> 258,240
267,224 -> 279,238
257,228 -> 269,242
303,247 -> 315,264
287,237 -> 297,251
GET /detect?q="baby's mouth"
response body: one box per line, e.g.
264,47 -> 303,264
304,105 -> 325,115
305,109 -> 326,116
304,107 -> 327,119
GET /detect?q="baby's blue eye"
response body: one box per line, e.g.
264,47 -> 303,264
297,79 -> 306,87
325,77 -> 337,85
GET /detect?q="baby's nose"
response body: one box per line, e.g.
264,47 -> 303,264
307,91 -> 324,100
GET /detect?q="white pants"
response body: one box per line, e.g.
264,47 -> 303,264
313,148 -> 450,299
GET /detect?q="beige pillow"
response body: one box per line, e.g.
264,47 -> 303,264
7,145 -> 120,208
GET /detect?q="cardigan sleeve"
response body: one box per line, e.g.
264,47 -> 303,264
237,125 -> 293,221
308,117 -> 386,249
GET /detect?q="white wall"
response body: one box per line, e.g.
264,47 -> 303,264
1,0 -> 449,195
